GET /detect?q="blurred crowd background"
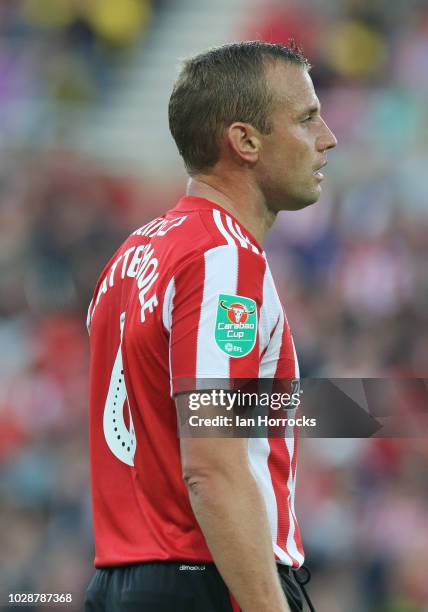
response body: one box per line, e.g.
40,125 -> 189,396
0,0 -> 427,610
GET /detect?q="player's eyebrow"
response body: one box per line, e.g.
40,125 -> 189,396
298,103 -> 321,119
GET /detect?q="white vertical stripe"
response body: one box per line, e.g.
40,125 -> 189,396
258,266 -> 282,358
248,437 -> 293,565
86,299 -> 93,334
163,277 -> 176,398
291,337 -> 300,379
288,454 -> 304,565
259,309 -> 284,377
233,222 -> 260,254
284,436 -> 305,566
212,209 -> 236,246
274,543 -> 292,563
287,336 -> 304,564
162,277 -> 175,333
248,267 -> 290,562
225,215 -> 248,248
251,262 -> 304,566
277,334 -> 303,565
195,245 -> 238,380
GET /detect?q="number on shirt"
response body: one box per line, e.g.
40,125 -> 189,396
103,313 -> 137,466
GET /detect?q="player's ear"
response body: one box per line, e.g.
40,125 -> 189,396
227,123 -> 261,166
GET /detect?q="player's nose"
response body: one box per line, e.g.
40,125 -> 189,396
317,118 -> 337,152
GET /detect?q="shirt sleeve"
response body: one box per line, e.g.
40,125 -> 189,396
165,244 -> 268,395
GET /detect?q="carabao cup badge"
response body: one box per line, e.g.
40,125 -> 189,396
215,293 -> 257,358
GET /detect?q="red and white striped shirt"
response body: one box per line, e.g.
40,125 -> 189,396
88,195 -> 304,568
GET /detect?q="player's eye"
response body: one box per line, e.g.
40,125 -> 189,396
301,113 -> 321,125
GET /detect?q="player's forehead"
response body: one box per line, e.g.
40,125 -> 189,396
266,61 -> 320,118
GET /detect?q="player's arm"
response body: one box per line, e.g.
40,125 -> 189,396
176,394 -> 291,612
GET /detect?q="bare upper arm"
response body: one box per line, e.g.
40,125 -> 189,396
175,392 -> 250,483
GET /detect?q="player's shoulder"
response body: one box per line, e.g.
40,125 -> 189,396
128,198 -> 266,281
200,205 -> 263,257
156,197 -> 264,258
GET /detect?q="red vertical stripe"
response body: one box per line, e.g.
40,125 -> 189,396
291,426 -> 304,559
268,437 -> 296,564
229,248 -> 266,380
267,318 -> 299,565
228,591 -> 241,612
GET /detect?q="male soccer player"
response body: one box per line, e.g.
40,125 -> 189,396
85,41 -> 337,612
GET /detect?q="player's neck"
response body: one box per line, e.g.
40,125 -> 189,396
186,175 -> 275,245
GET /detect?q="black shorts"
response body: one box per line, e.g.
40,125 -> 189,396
84,561 -> 303,612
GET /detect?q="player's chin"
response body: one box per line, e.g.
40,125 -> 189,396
292,188 -> 321,211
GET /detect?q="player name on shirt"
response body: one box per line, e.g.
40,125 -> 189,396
89,215 -> 188,327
